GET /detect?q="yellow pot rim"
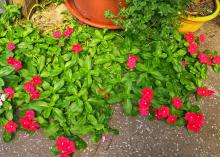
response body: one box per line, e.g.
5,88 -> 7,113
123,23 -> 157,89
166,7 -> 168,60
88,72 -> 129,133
182,0 -> 220,22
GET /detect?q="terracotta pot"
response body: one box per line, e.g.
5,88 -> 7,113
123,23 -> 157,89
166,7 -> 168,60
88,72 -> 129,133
65,0 -> 126,29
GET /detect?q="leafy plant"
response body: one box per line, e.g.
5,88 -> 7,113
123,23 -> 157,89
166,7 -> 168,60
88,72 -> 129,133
106,0 -> 189,42
0,4 -> 220,156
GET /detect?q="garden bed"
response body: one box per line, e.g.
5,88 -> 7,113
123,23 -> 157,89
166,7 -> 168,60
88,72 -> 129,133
0,1 -> 220,157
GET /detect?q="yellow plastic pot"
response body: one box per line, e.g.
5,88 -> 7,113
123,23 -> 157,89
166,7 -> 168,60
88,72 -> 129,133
178,0 -> 220,34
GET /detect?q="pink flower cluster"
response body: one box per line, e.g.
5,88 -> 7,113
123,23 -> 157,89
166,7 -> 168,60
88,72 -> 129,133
56,136 -> 76,157
72,43 -> 82,54
172,97 -> 183,109
127,55 -> 138,69
198,52 -> 220,65
53,26 -> 74,38
24,76 -> 42,100
4,120 -> 18,133
8,42 -> 15,51
185,112 -> 204,132
19,110 -> 39,131
138,87 -> 153,116
3,87 -> 15,99
7,57 -> 22,71
185,32 -> 220,65
151,97 -> 183,124
196,87 -> 214,97
153,105 -> 177,124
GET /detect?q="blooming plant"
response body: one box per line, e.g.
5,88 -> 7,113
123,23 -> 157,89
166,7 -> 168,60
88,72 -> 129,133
0,5 -> 220,156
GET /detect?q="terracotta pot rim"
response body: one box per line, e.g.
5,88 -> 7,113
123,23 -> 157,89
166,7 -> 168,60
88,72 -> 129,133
65,0 -> 123,29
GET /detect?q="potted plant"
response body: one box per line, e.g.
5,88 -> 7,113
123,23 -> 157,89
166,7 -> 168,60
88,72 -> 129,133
178,0 -> 220,33
65,0 -> 126,29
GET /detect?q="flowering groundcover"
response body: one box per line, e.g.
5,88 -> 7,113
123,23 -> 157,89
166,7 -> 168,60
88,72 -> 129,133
0,5 -> 220,156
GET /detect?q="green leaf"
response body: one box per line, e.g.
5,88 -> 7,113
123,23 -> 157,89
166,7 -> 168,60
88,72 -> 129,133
35,116 -> 48,126
5,111 -> 13,120
95,30 -> 103,39
23,101 -> 48,112
175,118 -> 187,127
53,108 -> 66,123
54,80 -> 65,92
190,105 -> 201,112
136,63 -> 148,72
87,115 -> 98,126
173,62 -> 182,72
50,68 -> 63,77
2,130 -> 14,143
123,99 -> 132,116
70,136 -> 87,150
38,56 -> 46,73
0,78 -> 4,87
50,146 -> 60,156
0,66 -> 14,77
85,102 -> 93,113
43,107 -> 52,118
104,34 -> 115,40
44,123 -> 60,138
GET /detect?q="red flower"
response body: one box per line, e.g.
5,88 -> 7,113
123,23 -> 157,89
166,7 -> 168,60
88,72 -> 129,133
60,154 -> 70,157
4,121 -> 18,133
213,55 -> 220,65
138,97 -> 151,108
166,115 -> 177,124
8,42 -> 15,50
155,112 -> 163,120
98,88 -> 104,93
63,27 -> 74,37
104,93 -> 110,98
72,43 -> 82,54
25,110 -> 35,120
7,57 -> 22,71
196,87 -> 214,97
30,76 -> 42,86
13,60 -> 22,71
185,112 -> 204,132
127,55 -> 138,69
24,82 -> 35,93
172,97 -> 183,109
141,87 -> 153,100
185,32 -> 195,43
3,87 -> 15,99
19,116 -> 39,131
207,54 -> 213,66
7,57 -> 16,65
56,136 -> 76,155
157,105 -> 170,118
188,43 -> 198,55
30,89 -> 41,100
139,105 -> 150,116
53,31 -> 62,38
19,117 -> 31,130
180,61 -> 189,66
199,34 -> 205,43
198,52 -> 208,64
28,121 -> 40,131
138,97 -> 151,116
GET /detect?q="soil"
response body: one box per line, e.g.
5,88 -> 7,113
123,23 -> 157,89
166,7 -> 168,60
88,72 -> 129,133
1,4 -> 220,157
186,0 -> 215,16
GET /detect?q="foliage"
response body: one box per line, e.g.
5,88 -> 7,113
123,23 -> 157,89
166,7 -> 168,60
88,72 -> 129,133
106,0 -> 189,42
0,4 -> 220,155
